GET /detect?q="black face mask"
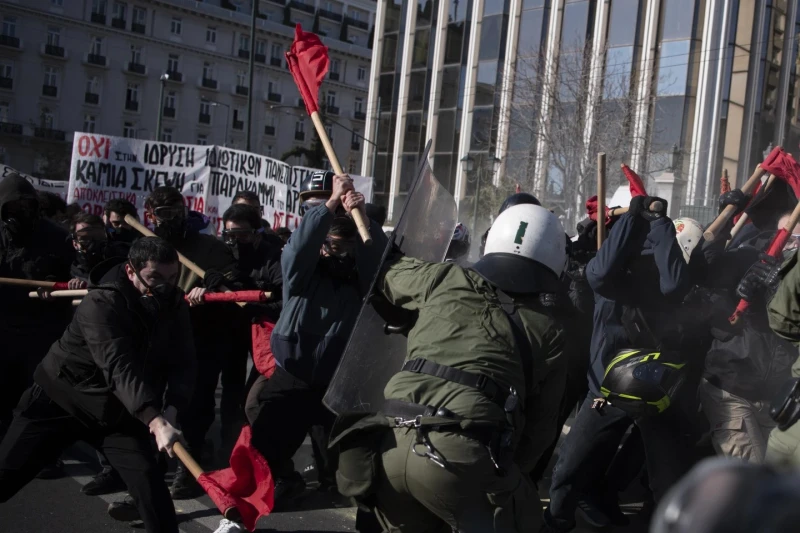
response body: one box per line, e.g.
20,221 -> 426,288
154,218 -> 187,243
77,240 -> 108,268
2,214 -> 38,244
109,227 -> 137,243
130,263 -> 181,316
320,254 -> 357,280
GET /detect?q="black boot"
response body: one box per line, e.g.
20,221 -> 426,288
169,462 -> 205,500
272,471 -> 306,511
108,493 -> 140,522
82,468 -> 126,496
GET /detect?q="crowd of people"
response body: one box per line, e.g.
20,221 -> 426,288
2,166 -> 800,533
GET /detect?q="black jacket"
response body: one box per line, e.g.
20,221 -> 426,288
0,174 -> 74,343
34,258 -> 196,428
238,233 -> 284,322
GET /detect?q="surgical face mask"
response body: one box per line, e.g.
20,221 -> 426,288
130,262 -> 180,315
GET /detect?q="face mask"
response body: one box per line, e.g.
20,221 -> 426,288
320,254 -> 357,280
2,214 -> 37,244
109,227 -> 136,243
77,240 -> 107,268
130,262 -> 181,315
154,218 -> 187,243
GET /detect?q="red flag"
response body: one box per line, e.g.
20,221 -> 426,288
251,319 -> 277,378
620,164 -> 647,197
585,196 -> 610,225
198,426 -> 274,532
285,25 -> 329,115
760,147 -> 800,199
720,171 -> 731,194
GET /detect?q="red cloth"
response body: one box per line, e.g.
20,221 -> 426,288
585,196 -> 610,225
720,173 -> 731,194
285,25 -> 329,115
198,426 -> 274,532
251,319 -> 277,378
760,147 -> 800,199
620,164 -> 648,197
52,281 -> 69,290
196,291 -> 267,303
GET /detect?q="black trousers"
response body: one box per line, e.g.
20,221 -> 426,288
0,384 -> 177,533
250,366 -> 337,482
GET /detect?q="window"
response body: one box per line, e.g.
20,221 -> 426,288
197,134 -> 208,145
295,120 -> 305,133
2,16 -> 17,37
113,2 -> 127,19
267,80 -> 279,94
355,97 -> 363,113
256,40 -> 266,55
352,10 -> 360,21
167,54 -> 179,73
123,121 -> 136,138
44,66 -> 59,87
265,145 -> 273,157
170,17 -> 182,35
86,76 -> 99,94
91,0 -> 107,15
41,111 -> 54,129
357,65 -> 366,81
47,27 -> 61,47
265,113 -> 276,127
126,83 -> 139,102
51,0 -> 64,6
0,102 -> 9,122
0,62 -> 12,80
352,129 -> 361,144
91,36 -> 104,55
161,128 -> 173,142
202,62 -> 214,79
325,124 -> 334,141
83,114 -> 96,133
133,6 -> 146,24
206,26 -> 216,43
331,59 -> 340,74
130,44 -> 142,63
199,101 -> 210,116
233,107 -> 244,127
236,70 -> 246,86
165,91 -> 176,109
326,91 -> 337,107
239,34 -> 250,51
271,43 -> 282,58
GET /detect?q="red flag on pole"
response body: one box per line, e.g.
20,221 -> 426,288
285,25 -> 329,115
620,163 -> 647,197
760,147 -> 800,199
198,426 -> 274,532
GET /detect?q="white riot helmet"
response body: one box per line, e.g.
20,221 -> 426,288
673,218 -> 703,263
472,204 -> 567,294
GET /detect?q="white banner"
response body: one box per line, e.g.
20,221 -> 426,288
67,133 -> 375,234
1,165 -> 69,200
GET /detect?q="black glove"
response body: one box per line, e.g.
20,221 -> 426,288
736,254 -> 782,301
628,195 -> 668,222
719,189 -> 750,215
203,268 -> 227,291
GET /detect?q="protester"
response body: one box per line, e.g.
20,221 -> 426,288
68,213 -> 130,288
275,227 -> 292,245
249,172 -> 386,509
233,190 -> 271,230
37,191 -> 68,227
445,222 -> 471,265
103,198 -> 139,244
0,237 -> 194,533
143,186 -> 240,499
364,202 -> 387,227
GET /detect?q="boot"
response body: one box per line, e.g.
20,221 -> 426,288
82,468 -> 126,496
108,493 -> 140,522
272,471 -> 306,511
169,462 -> 205,500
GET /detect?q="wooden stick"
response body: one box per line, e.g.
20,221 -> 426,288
726,174 -> 777,246
72,299 -> 82,307
29,289 -> 89,298
597,153 -> 607,247
0,277 -> 61,289
310,111 -> 372,245
704,164 -> 767,242
608,200 -> 665,218
172,442 -> 241,522
124,215 -> 246,308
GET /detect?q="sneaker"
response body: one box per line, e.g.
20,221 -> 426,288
107,494 -> 140,522
272,471 -> 306,511
213,518 -> 246,533
576,498 -> 610,528
82,470 -> 126,496
36,458 -> 65,480
170,464 -> 205,500
541,506 -> 575,532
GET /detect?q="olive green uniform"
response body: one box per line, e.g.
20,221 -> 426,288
766,250 -> 800,466
334,258 -> 565,532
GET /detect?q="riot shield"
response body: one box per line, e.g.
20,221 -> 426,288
323,141 -> 457,414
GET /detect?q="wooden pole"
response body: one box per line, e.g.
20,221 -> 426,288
704,164 -> 767,242
596,153 -> 607,247
309,111 -> 372,245
29,289 -> 89,298
0,277 -> 61,288
726,174 -> 777,247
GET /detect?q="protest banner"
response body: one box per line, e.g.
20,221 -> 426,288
1,165 -> 69,200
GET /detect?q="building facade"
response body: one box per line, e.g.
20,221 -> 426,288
0,0 -> 375,179
364,0 -> 800,230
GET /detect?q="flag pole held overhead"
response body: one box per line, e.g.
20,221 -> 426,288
286,24 -> 372,245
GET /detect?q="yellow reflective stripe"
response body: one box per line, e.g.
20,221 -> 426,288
604,350 -> 641,379
647,396 -> 671,412
662,363 -> 685,370
616,393 -> 642,400
600,387 -> 611,397
651,352 -> 661,360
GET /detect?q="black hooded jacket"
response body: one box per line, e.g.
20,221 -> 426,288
33,258 -> 196,428
0,174 -> 74,340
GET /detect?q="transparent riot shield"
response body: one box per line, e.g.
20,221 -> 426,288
323,142 -> 457,414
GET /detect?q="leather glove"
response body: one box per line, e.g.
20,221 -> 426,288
629,195 -> 668,222
202,268 -> 227,290
719,189 -> 750,215
736,254 -> 782,301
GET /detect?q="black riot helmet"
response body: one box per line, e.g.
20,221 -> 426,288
499,192 -> 541,215
299,170 -> 335,202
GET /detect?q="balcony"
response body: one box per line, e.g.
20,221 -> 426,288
127,62 -> 146,75
0,77 -> 12,90
201,77 -> 218,90
329,71 -> 340,81
238,49 -> 250,59
163,107 -> 176,118
0,122 -> 22,135
43,44 -> 66,58
199,113 -> 211,124
91,12 -> 106,24
111,17 -> 126,29
235,85 -> 249,96
295,131 -> 305,141
34,128 -> 66,141
345,16 -> 369,30
86,53 -> 107,67
165,70 -> 183,82
0,34 -> 20,49
42,85 -> 58,98
353,110 -> 366,121
351,142 -> 361,151
125,99 -> 139,111
270,57 -> 282,67
84,92 -> 100,105
264,125 -> 276,136
233,120 -> 244,130
131,22 -> 146,34
289,1 -> 315,14
318,9 -> 343,22
255,53 -> 266,64
267,92 -> 282,103
326,105 -> 340,116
